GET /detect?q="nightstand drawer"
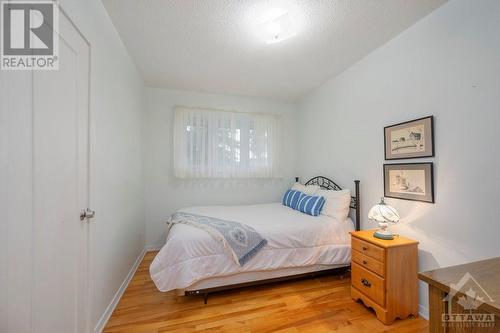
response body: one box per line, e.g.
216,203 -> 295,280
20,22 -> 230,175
351,262 -> 385,307
352,250 -> 385,277
352,237 -> 385,262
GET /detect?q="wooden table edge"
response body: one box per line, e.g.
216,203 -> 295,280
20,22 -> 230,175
418,271 -> 500,316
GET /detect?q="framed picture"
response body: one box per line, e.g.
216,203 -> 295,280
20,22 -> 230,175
384,116 -> 434,160
384,163 -> 434,203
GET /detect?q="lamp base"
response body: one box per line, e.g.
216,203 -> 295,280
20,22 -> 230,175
373,230 -> 394,240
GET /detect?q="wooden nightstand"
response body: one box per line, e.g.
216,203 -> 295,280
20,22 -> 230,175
350,230 -> 419,325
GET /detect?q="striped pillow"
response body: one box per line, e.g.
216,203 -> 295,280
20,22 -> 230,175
282,190 -> 305,209
296,195 -> 326,216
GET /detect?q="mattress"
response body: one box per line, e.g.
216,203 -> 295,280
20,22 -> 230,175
150,203 -> 354,292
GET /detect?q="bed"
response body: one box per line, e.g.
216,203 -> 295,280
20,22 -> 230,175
150,176 -> 360,302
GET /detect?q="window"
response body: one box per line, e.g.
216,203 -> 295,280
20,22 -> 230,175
173,107 -> 281,178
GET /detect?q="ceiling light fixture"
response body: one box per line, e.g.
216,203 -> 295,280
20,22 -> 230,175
248,1 -> 302,45
262,9 -> 295,44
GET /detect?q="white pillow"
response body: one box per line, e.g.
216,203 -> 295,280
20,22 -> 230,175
291,182 -> 320,195
318,189 -> 351,221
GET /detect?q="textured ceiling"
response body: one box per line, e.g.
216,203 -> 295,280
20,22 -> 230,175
103,0 -> 447,101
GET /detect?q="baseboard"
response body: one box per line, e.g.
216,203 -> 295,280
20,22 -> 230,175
94,248 -> 147,333
145,243 -> 163,251
419,303 -> 429,320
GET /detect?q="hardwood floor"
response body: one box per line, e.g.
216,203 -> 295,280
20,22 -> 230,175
104,252 -> 429,333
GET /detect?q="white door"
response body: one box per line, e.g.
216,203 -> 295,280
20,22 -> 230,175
0,9 -> 91,333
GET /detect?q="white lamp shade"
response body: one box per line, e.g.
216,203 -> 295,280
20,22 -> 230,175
368,198 -> 400,223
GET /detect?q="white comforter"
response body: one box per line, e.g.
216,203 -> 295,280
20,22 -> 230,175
150,203 -> 354,292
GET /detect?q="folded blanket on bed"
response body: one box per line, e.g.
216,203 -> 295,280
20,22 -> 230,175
167,212 -> 268,266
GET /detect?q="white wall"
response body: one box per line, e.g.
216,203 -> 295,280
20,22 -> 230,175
297,0 -> 500,315
144,88 -> 298,248
0,0 -> 145,331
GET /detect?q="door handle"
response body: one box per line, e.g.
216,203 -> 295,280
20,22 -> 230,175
80,209 -> 96,221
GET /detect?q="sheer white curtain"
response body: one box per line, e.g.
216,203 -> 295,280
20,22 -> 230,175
174,107 -> 281,178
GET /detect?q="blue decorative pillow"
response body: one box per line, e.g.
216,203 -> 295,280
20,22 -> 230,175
296,195 -> 326,216
282,189 -> 305,209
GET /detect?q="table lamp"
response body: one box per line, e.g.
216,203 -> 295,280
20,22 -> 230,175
368,197 -> 400,240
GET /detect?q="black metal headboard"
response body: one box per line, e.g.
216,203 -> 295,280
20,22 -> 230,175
295,176 -> 360,231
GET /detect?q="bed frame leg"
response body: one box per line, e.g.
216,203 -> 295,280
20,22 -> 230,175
203,293 -> 208,304
339,267 -> 349,280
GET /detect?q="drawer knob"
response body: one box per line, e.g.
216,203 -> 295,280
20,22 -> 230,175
362,260 -> 368,265
362,247 -> 367,251
361,278 -> 371,287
